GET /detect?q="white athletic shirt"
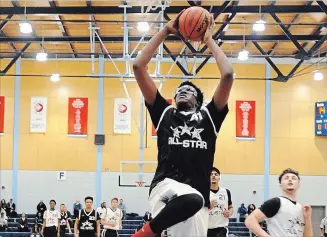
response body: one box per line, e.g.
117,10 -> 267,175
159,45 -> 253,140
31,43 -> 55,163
208,187 -> 232,228
43,209 -> 60,227
100,207 -> 122,230
321,217 -> 327,234
260,197 -> 305,237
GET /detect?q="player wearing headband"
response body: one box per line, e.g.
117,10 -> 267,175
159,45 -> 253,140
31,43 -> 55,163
132,12 -> 234,237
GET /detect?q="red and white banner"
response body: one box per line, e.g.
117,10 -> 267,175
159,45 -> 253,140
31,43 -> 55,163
114,98 -> 131,134
30,97 -> 48,133
68,98 -> 88,135
236,100 -> 256,139
0,96 -> 5,134
151,99 -> 172,137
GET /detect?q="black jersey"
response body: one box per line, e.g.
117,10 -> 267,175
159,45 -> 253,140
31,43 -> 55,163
78,209 -> 99,235
59,212 -> 69,229
146,91 -> 228,207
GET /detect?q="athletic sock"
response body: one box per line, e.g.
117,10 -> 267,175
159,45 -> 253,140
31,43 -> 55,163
132,223 -> 155,237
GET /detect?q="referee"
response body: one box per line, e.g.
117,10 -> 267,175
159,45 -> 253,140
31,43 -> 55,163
41,200 -> 61,237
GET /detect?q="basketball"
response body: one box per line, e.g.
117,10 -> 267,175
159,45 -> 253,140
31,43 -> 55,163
178,6 -> 211,41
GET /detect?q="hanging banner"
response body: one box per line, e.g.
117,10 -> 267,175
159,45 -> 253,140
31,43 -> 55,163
30,97 -> 48,133
68,98 -> 88,136
0,96 -> 4,134
114,98 -> 131,134
236,100 -> 256,139
151,99 -> 172,138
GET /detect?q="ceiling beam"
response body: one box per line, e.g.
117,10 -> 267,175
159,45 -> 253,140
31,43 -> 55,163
0,35 -> 323,43
49,0 -> 76,58
0,5 -> 324,15
0,14 -> 17,51
268,0 -> 312,55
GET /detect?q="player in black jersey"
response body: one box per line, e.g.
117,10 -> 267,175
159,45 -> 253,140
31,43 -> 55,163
59,204 -> 72,237
132,12 -> 234,237
74,196 -> 100,237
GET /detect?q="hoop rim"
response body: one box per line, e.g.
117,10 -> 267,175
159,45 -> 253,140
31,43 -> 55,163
135,181 -> 146,187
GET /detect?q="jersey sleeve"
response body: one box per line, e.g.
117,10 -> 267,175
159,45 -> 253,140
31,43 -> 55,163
43,211 -> 47,219
57,211 -> 61,219
226,189 -> 232,207
259,197 -> 281,218
145,91 -> 171,130
204,99 -> 229,135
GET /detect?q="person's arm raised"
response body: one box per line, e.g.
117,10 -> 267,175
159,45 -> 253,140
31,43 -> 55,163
203,17 -> 234,111
133,11 -> 184,106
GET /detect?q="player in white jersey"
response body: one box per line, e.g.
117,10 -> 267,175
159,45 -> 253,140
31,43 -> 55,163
41,200 -> 61,237
208,167 -> 233,237
100,198 -> 123,237
245,168 -> 313,237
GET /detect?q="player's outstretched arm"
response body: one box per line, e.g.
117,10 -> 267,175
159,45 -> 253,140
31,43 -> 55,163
133,11 -> 184,106
245,209 -> 271,237
203,17 -> 234,111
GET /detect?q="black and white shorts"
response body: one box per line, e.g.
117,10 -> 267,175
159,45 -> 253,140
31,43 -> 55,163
149,178 -> 209,237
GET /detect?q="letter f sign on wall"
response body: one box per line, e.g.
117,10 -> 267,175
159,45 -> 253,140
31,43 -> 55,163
58,171 -> 66,181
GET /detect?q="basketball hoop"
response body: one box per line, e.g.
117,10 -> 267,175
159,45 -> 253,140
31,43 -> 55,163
135,181 -> 146,187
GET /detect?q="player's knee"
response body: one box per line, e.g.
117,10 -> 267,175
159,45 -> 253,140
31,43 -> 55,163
184,193 -> 204,212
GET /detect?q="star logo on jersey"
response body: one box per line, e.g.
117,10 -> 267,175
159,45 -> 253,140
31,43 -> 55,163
179,123 -> 192,136
81,220 -> 94,230
168,123 -> 207,149
191,128 -> 204,141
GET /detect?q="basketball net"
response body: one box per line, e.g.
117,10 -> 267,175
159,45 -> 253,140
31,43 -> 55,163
135,181 -> 146,187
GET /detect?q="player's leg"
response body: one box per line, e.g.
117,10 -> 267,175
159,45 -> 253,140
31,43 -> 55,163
133,178 -> 204,237
217,227 -> 228,237
169,206 -> 209,237
59,226 -> 65,237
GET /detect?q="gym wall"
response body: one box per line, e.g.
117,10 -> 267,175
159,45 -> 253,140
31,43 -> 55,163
0,59 -> 326,214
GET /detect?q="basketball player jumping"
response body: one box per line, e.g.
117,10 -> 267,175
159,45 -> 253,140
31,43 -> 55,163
132,13 -> 234,237
74,196 -> 100,237
245,168 -> 313,237
208,167 -> 233,237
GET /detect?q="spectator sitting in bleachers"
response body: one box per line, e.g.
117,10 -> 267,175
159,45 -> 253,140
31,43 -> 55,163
96,202 -> 106,216
18,212 -> 29,232
0,210 -> 8,231
0,199 -> 6,210
6,198 -> 17,218
237,203 -> 248,222
35,212 -> 43,234
31,223 -> 41,237
73,200 -> 82,217
36,200 -> 47,217
118,199 -> 127,220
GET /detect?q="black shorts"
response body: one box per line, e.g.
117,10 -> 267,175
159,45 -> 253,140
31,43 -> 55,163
102,229 -> 118,237
59,226 -> 66,237
207,227 -> 228,237
79,230 -> 96,237
44,226 -> 57,237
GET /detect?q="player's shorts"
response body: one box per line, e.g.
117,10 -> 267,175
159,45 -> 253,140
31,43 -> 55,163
207,227 -> 229,237
101,228 -> 118,237
149,178 -> 209,237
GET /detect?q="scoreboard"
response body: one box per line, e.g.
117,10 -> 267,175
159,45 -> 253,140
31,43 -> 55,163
315,101 -> 327,136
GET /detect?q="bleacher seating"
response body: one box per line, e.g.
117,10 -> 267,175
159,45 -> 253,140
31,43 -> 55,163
0,214 -> 251,237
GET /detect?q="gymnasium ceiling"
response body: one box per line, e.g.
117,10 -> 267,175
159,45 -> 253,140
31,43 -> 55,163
1,0 -> 327,79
